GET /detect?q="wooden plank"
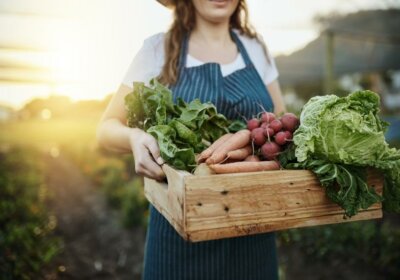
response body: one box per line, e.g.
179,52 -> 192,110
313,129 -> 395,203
185,203 -> 382,232
184,169 -> 320,193
186,188 -> 336,217
184,171 -> 382,232
144,178 -> 186,237
186,208 -> 383,242
144,164 -> 188,239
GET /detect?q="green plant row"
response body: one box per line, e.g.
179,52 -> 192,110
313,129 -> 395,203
0,147 -> 61,280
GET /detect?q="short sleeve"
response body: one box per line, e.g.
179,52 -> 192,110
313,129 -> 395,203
262,50 -> 279,85
237,32 -> 279,86
121,33 -> 165,88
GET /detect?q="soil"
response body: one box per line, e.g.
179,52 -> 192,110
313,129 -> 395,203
42,153 -> 146,280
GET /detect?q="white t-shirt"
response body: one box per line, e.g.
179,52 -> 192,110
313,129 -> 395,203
122,31 -> 278,87
186,53 -> 246,77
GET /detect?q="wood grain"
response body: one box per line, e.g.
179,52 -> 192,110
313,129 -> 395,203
144,164 -> 189,239
185,208 -> 382,242
144,166 -> 384,242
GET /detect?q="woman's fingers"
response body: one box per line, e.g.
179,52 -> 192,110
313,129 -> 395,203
133,135 -> 166,181
130,130 -> 166,181
135,150 -> 166,181
145,137 -> 164,165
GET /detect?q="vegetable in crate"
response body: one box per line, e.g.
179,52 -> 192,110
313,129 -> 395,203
197,109 -> 300,173
280,90 -> 400,217
196,110 -> 299,173
124,79 -> 232,172
246,111 -> 299,160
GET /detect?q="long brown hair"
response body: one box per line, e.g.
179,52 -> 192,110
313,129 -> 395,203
158,0 -> 269,85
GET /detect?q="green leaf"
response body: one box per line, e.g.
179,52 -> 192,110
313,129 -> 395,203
294,159 -> 383,217
124,82 -> 145,128
169,120 -> 200,147
228,119 -> 247,132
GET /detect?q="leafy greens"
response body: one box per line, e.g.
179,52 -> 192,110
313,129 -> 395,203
125,79 -> 231,172
280,90 -> 400,217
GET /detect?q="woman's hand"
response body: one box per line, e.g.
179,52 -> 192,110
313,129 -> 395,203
129,128 -> 166,181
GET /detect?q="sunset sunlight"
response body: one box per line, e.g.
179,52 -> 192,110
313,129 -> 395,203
1,0 -> 395,108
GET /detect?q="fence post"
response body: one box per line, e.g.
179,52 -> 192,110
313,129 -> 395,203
324,30 -> 335,94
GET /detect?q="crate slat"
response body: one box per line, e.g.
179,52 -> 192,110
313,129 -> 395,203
185,208 -> 383,242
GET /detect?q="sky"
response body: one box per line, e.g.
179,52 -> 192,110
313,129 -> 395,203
0,0 -> 398,109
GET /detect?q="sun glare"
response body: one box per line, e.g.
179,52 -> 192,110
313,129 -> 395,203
40,108 -> 52,120
0,0 -> 394,109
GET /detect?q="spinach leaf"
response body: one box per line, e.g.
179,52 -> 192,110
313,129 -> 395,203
228,119 -> 247,132
146,125 -> 197,172
125,78 -> 231,172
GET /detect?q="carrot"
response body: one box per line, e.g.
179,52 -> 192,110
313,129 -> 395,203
197,133 -> 233,163
209,160 -> 280,174
244,155 -> 260,162
206,130 -> 251,164
226,145 -> 253,160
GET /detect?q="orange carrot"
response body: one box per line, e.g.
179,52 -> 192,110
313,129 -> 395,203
209,160 -> 280,174
206,130 -> 251,164
244,155 -> 261,162
197,133 -> 233,163
226,145 -> 253,160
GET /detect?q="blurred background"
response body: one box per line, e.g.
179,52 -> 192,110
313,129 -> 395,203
0,0 -> 399,279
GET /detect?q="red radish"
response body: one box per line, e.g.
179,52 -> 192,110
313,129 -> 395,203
247,118 -> 260,131
260,122 -> 268,129
284,131 -> 293,140
261,112 -> 276,123
269,119 -> 283,132
275,131 -> 288,145
251,127 -> 266,146
261,142 -> 281,160
280,113 -> 299,132
263,127 -> 275,138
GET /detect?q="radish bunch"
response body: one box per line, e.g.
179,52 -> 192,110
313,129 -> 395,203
247,112 -> 299,160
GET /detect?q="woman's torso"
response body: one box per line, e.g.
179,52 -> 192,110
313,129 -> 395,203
142,30 -> 278,280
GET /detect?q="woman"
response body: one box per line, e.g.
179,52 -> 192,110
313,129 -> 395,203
97,0 -> 286,279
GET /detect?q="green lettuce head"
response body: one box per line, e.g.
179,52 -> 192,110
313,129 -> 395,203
294,91 -> 390,164
292,90 -> 400,214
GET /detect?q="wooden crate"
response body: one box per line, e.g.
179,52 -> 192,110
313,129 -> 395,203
144,165 -> 383,242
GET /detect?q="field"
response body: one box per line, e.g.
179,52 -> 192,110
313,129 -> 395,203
0,118 -> 147,279
0,118 -> 97,146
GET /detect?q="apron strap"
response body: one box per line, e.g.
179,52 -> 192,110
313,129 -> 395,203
230,30 -> 253,67
178,33 -> 189,71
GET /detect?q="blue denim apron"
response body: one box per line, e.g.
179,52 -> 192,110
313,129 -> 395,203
142,30 -> 278,280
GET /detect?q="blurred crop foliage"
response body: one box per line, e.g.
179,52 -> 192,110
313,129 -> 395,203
0,100 -> 149,229
278,217 -> 400,278
0,103 -> 148,277
0,147 -> 61,279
